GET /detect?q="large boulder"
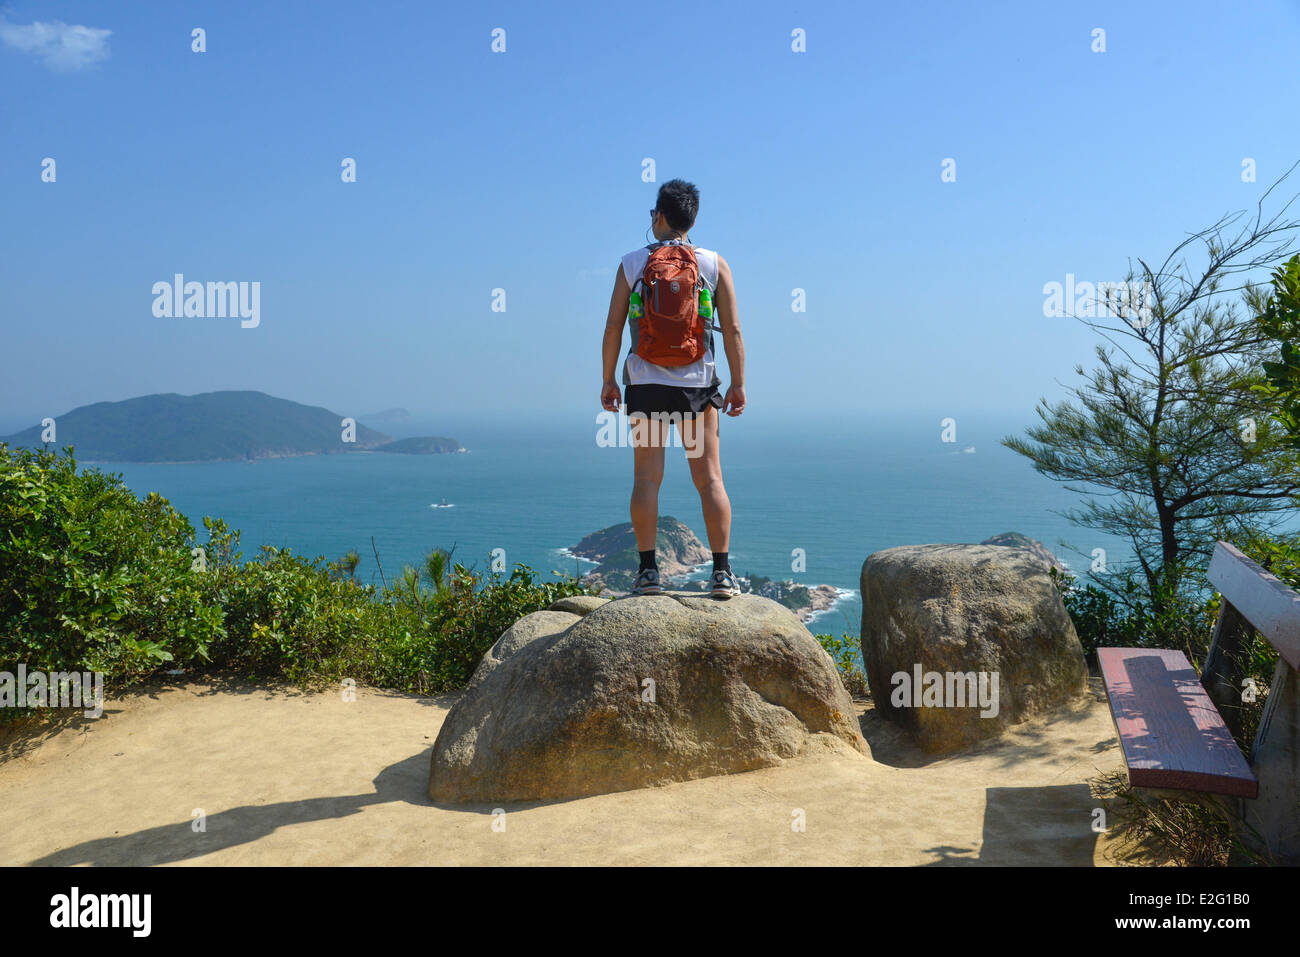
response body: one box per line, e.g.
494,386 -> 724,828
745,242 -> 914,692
429,593 -> 869,802
860,544 -> 1087,753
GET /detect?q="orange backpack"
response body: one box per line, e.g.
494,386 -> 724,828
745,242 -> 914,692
633,242 -> 705,367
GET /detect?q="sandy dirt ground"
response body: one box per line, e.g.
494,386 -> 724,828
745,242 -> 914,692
0,678 -> 1130,866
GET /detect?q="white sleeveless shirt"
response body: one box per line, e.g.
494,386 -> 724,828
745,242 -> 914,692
620,241 -> 721,389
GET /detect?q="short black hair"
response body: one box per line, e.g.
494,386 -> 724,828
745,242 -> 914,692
655,179 -> 699,231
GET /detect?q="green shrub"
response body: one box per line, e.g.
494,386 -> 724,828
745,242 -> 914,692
814,632 -> 868,696
0,445 -> 225,686
1050,564 -> 1218,663
408,563 -> 591,692
0,445 -> 598,723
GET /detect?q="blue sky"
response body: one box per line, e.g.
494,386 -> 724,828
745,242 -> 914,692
3,0 -> 1300,433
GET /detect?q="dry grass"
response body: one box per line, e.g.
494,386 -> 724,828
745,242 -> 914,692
1095,769 -> 1272,866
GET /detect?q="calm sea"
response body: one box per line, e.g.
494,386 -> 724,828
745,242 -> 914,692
100,411 -> 1135,637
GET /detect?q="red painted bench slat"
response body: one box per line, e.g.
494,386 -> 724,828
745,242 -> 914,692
1097,647 -> 1258,799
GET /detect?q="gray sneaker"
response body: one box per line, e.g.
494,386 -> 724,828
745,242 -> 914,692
710,569 -> 740,598
629,568 -> 663,596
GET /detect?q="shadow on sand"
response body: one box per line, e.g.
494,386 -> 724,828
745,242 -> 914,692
857,695 -> 1108,865
921,784 -> 1103,865
26,743 -> 531,866
27,747 -> 436,866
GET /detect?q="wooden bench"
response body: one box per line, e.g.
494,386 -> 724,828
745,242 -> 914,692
1097,647 -> 1257,797
1098,541 -> 1300,862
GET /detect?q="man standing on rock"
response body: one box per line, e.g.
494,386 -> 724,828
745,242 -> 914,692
601,179 -> 746,598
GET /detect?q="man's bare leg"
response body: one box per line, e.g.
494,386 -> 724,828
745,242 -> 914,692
682,406 -> 730,553
630,414 -> 669,552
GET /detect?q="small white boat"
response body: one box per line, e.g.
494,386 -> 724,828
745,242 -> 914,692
430,498 -> 455,509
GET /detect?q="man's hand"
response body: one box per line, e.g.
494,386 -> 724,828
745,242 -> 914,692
601,381 -> 621,412
723,384 -> 746,416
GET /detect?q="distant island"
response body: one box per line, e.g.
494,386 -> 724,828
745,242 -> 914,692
571,516 -> 839,622
572,516 -> 711,591
0,391 -> 465,463
370,436 -> 466,455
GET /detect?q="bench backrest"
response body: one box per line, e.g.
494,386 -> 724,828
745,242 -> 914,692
1207,542 -> 1300,670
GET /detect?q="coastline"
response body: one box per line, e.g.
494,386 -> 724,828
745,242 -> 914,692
798,584 -> 843,624
68,446 -> 469,466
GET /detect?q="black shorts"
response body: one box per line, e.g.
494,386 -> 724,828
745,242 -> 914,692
624,384 -> 723,419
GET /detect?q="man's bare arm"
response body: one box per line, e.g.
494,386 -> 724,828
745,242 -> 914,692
714,255 -> 746,415
601,264 -> 631,411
